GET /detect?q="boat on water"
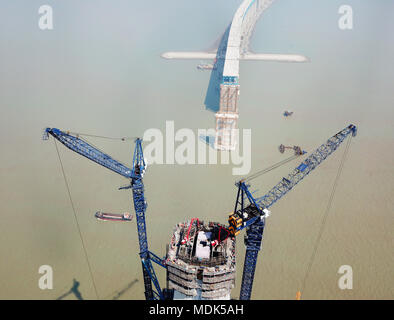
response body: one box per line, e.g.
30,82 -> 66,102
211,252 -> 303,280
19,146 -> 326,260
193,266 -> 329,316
95,211 -> 133,222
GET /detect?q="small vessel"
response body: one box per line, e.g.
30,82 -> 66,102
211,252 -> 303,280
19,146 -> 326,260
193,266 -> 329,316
197,59 -> 217,71
283,110 -> 294,117
197,63 -> 216,71
95,211 -> 133,222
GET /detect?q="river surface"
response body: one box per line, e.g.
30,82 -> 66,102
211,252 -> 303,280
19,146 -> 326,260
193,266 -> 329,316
0,0 -> 393,299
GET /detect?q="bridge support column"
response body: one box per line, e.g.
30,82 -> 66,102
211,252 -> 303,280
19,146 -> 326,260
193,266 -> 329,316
214,84 -> 240,151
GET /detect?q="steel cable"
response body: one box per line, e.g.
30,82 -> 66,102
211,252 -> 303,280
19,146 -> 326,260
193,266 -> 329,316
67,131 -> 137,141
53,139 -> 100,300
244,154 -> 300,183
300,136 -> 352,297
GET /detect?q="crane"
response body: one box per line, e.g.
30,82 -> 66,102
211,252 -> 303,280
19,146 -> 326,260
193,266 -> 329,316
228,124 -> 357,300
45,124 -> 356,301
44,128 -> 167,300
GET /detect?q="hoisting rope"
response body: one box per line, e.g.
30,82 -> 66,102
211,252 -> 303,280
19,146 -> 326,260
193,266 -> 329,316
61,130 -> 137,171
66,131 -> 137,141
244,154 -> 300,182
298,135 -> 353,299
78,135 -> 134,170
53,139 -> 100,299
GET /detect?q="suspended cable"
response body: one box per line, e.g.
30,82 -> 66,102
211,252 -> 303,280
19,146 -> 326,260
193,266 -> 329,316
244,154 -> 300,182
53,139 -> 100,300
66,131 -> 137,141
299,135 -> 352,297
81,135 -> 133,168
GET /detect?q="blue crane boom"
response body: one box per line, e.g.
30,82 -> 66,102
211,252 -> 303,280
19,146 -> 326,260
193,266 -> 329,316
228,124 -> 357,300
45,128 -> 134,179
45,124 -> 356,301
44,128 -> 165,300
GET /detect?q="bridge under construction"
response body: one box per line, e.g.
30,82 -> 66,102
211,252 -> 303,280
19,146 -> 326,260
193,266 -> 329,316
162,0 -> 308,150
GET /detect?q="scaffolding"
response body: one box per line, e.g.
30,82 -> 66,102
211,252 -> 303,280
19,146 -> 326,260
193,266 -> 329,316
166,220 -> 236,299
215,84 -> 240,151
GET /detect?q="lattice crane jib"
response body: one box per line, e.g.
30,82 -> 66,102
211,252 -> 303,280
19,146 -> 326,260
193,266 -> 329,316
228,124 -> 357,300
44,128 -> 165,300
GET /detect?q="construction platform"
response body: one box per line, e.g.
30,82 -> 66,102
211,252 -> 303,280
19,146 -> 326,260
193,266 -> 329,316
166,219 -> 236,300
